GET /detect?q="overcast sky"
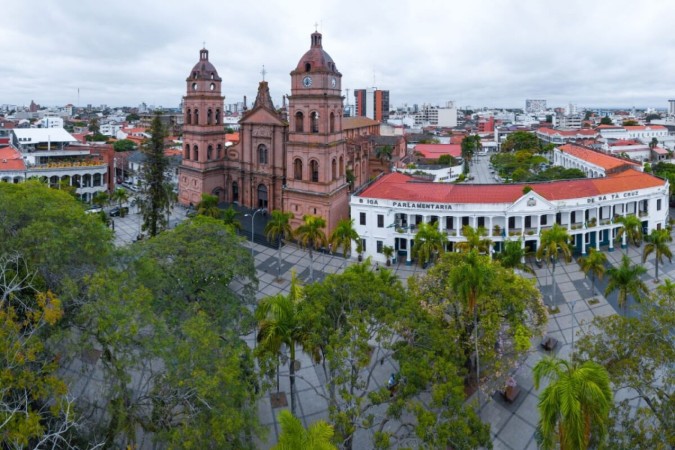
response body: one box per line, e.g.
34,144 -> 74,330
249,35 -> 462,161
2,0 -> 674,110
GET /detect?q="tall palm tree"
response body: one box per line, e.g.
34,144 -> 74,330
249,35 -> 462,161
536,224 -> 572,306
92,191 -> 110,209
604,254 -> 648,310
497,239 -> 534,274
615,214 -> 642,255
533,357 -> 613,450
578,248 -> 607,296
196,193 -> 221,219
449,250 -> 494,392
328,218 -> 359,259
456,225 -> 492,255
265,210 -> 294,280
273,410 -> 336,450
375,144 -> 393,168
294,215 -> 328,281
642,228 -> 673,282
412,222 -> 447,266
256,272 -> 313,416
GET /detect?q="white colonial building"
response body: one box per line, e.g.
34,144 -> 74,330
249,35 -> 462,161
350,170 -> 669,265
553,144 -> 640,178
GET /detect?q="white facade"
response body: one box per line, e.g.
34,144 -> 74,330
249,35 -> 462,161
414,103 -> 457,127
38,116 -> 64,128
350,173 -> 669,264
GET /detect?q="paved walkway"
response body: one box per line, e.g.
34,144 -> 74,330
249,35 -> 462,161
107,209 -> 671,449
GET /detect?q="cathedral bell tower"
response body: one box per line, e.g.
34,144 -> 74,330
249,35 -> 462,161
284,31 -> 349,232
178,48 -> 227,206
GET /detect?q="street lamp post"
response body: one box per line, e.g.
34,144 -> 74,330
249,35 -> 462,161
245,208 -> 266,257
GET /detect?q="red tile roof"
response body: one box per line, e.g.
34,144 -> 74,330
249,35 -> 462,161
624,125 -> 667,131
414,144 -> 461,158
358,169 -> 663,204
0,147 -> 26,171
225,133 -> 239,143
558,144 -> 638,170
538,128 -> 597,136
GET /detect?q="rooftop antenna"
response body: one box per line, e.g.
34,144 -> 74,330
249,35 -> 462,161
261,65 -> 266,81
314,22 -> 318,32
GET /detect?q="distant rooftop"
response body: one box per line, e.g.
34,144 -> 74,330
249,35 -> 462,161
13,128 -> 77,144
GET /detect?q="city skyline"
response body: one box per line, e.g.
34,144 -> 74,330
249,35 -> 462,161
2,0 -> 675,110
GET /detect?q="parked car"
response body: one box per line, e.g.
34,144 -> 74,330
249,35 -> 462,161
109,207 -> 121,217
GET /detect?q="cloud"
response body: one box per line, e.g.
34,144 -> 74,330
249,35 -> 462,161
2,0 -> 675,109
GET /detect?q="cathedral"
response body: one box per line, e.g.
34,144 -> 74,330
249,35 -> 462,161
178,31 -> 355,232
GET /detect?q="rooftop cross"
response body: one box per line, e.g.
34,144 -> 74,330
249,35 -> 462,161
261,65 -> 266,81
314,22 -> 318,32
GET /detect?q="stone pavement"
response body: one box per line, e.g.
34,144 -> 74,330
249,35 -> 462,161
107,210 -> 672,449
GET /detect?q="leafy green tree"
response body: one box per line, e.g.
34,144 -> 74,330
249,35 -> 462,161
110,188 -> 130,216
534,357 -> 612,450
536,223 -> 572,306
294,215 -> 328,281
92,191 -> 110,208
375,144 -> 393,167
137,112 -> 174,237
0,181 -> 112,292
616,214 -> 643,255
125,113 -> 140,122
600,117 -> 613,125
622,119 -> 639,126
578,248 -> 607,296
88,117 -> 100,133
196,193 -> 221,219
412,222 -> 447,266
461,134 -> 481,165
256,272 -> 313,416
328,218 -> 359,259
222,206 -> 241,231
642,228 -> 672,282
604,254 -> 648,310
649,137 -> 659,150
501,130 -> 539,153
273,411 -> 336,450
576,281 -> 675,448
265,210 -> 294,280
497,238 -> 534,274
112,139 -> 136,152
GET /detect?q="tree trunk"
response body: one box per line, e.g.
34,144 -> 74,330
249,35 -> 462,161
551,259 -> 557,306
308,247 -> 314,281
277,238 -> 282,280
290,344 -> 296,416
655,254 -> 659,282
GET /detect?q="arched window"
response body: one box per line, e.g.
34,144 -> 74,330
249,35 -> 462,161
329,112 -> 335,133
310,160 -> 319,182
207,145 -> 213,160
339,156 -> 344,177
215,109 -> 221,124
184,144 -> 190,160
295,112 -> 304,133
207,109 -> 212,125
310,112 -> 319,133
217,144 -> 222,159
194,109 -> 199,125
331,158 -> 337,180
187,109 -> 192,125
193,145 -> 199,161
294,159 -> 303,180
232,182 -> 239,203
257,184 -> 268,209
258,144 -> 268,164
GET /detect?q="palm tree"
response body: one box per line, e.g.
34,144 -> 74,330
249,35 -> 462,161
449,250 -> 494,394
615,214 -> 642,255
196,193 -> 221,219
578,248 -> 607,296
328,218 -> 359,259
375,144 -> 393,168
265,210 -> 294,280
604,254 -> 648,310
456,225 -> 492,255
92,191 -> 109,209
497,239 -> 534,274
273,410 -> 336,450
222,206 -> 241,232
536,224 -> 572,306
412,222 -> 447,266
533,357 -> 613,450
256,272 -> 313,416
110,188 -> 130,216
642,228 -> 673,282
294,215 -> 328,281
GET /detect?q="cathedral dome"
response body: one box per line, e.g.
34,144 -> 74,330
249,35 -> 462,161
294,32 -> 340,75
187,48 -> 222,81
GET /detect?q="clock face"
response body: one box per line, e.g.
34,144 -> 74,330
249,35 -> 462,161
302,76 -> 312,87
192,82 -> 198,91
331,77 -> 337,88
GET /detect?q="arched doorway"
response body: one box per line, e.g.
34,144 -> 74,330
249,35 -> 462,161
257,184 -> 268,209
232,181 -> 239,204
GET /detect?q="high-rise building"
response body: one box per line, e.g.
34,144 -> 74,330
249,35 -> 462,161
354,88 -> 389,122
669,99 -> 675,116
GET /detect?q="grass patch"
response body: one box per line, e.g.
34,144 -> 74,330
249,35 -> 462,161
587,298 -> 600,305
547,305 -> 560,314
